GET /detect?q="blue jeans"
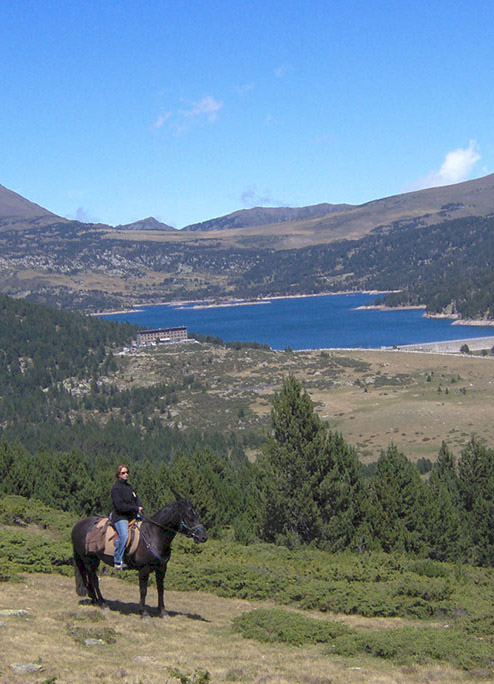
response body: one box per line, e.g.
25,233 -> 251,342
113,519 -> 128,564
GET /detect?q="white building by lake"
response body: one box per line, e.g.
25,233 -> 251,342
136,326 -> 188,346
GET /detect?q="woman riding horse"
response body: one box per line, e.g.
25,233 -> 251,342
72,498 -> 207,617
110,464 -> 143,570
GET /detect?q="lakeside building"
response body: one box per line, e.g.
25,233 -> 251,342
135,326 -> 188,346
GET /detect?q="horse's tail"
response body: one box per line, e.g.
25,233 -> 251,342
73,553 -> 88,597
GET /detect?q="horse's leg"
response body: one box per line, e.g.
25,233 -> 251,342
138,567 -> 151,617
73,551 -> 89,597
87,556 -> 105,606
156,565 -> 168,617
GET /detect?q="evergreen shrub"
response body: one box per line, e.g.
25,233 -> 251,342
330,627 -> 494,670
0,529 -> 72,576
232,608 -> 351,645
234,610 -> 494,671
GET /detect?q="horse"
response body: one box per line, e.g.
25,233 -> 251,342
71,498 -> 207,617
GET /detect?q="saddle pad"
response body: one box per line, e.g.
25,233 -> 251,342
85,517 -> 141,556
127,520 -> 141,555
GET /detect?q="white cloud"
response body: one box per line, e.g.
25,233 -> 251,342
158,95 -> 223,135
274,64 -> 290,78
66,206 -> 98,223
234,82 -> 254,96
412,140 -> 481,190
153,113 -> 171,129
241,187 -> 285,207
185,95 -> 223,123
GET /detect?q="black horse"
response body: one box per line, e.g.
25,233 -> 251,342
71,498 -> 207,617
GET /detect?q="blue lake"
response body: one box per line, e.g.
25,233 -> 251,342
101,293 -> 494,351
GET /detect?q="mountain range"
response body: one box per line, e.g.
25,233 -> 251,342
0,183 -> 67,229
0,175 -> 493,316
2,173 -> 494,244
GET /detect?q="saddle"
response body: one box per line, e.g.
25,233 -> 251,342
85,516 -> 141,557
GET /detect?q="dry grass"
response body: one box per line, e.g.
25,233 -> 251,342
0,574 -> 489,684
109,345 -> 494,463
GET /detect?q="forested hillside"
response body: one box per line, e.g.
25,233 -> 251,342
1,201 -> 494,319
230,215 -> 494,319
0,295 -> 261,530
1,295 -> 494,565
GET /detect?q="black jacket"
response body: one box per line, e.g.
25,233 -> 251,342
111,479 -> 142,522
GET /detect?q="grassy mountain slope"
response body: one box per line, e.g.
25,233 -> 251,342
182,202 -> 351,231
115,216 -> 176,231
0,183 -> 59,220
2,495 -> 494,681
1,175 -> 494,314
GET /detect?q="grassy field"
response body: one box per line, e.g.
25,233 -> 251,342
1,573 -> 492,684
2,496 -> 494,683
106,344 -> 494,463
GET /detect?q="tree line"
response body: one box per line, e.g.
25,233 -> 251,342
1,293 -> 493,565
2,376 -> 493,566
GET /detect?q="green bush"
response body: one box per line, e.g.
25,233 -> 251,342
0,495 -> 76,534
165,546 -> 457,618
0,529 -> 72,575
408,558 -> 450,578
66,622 -> 118,645
233,608 -> 351,645
457,613 -> 494,636
233,610 -> 494,671
330,627 -> 494,670
0,557 -> 22,582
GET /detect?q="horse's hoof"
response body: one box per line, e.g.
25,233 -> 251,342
159,609 -> 169,619
140,611 -> 151,620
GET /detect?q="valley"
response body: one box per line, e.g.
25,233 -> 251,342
107,342 -> 494,464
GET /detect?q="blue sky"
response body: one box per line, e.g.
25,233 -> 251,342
1,1 -> 493,228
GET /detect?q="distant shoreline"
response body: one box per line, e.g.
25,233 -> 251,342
356,304 -> 494,327
355,304 -> 426,311
94,290 -> 394,316
94,308 -> 145,316
93,294 -> 494,353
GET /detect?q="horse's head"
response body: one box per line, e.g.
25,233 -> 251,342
178,499 -> 207,544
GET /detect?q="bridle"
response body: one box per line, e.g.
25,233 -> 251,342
134,514 -> 205,565
140,513 -> 205,542
179,520 -> 206,542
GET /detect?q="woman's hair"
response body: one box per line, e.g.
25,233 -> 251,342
115,464 -> 129,479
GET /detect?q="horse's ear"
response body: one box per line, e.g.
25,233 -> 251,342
170,486 -> 182,501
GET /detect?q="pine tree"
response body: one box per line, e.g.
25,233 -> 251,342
368,444 -> 431,554
259,375 -> 364,549
133,459 -> 164,514
168,447 -> 242,535
32,449 -> 97,515
458,437 -> 493,512
458,437 -> 494,565
427,442 -> 464,561
1,440 -> 35,498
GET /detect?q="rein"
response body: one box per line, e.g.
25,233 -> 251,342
136,514 -> 202,565
140,513 -> 204,541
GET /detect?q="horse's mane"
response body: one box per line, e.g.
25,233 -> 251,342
151,498 -> 189,527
